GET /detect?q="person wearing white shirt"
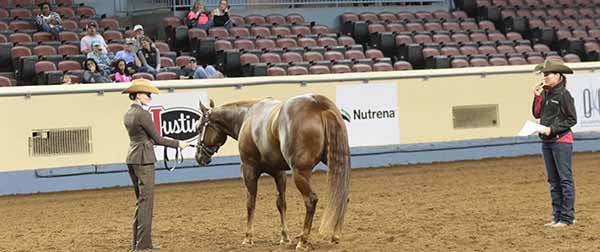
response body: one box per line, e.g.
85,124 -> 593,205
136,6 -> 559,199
80,23 -> 108,54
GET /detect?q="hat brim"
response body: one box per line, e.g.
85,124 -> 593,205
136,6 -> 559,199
534,61 -> 574,74
537,65 -> 574,74
121,83 -> 160,94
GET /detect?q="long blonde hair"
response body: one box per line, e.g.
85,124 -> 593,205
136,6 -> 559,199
193,0 -> 205,11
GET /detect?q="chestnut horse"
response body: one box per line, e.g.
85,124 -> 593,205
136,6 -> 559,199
195,94 -> 350,250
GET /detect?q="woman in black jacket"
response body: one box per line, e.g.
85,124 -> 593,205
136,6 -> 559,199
531,60 -> 577,228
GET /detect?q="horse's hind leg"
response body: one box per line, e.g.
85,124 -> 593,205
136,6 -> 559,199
273,171 -> 290,244
293,167 -> 318,250
241,164 -> 259,246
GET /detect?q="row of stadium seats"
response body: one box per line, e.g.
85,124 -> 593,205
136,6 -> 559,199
372,31 -> 527,64
444,54 -> 579,68
216,42 -> 367,76
26,52 -> 203,85
0,18 -> 122,33
0,6 -> 96,19
399,40 -> 560,68
500,7 -> 600,19
502,17 -> 600,53
341,10 -> 469,23
0,0 -> 75,9
214,36 -> 357,50
34,59 -> 189,84
264,61 -> 405,76
162,13 -> 308,29
6,37 -> 182,85
242,49 -> 388,64
365,20 -> 497,34
343,16 -> 497,45
193,25 -> 336,39
475,0 -> 600,9
392,31 -> 523,45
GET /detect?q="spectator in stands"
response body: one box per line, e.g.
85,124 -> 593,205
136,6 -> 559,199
132,24 -> 148,51
36,3 -> 64,40
86,41 -> 112,74
61,75 -> 73,85
532,60 -> 577,228
211,0 -> 233,28
82,58 -> 112,84
137,36 -> 160,75
81,23 -> 108,54
115,38 -> 142,73
186,0 -> 212,30
180,57 -> 220,79
114,59 -> 132,83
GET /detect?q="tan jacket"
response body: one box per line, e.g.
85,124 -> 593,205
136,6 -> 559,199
124,104 -> 179,164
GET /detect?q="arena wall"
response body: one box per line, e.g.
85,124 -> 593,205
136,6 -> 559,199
2,63 -> 600,195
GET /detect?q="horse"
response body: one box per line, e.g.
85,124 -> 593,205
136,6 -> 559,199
194,94 -> 351,250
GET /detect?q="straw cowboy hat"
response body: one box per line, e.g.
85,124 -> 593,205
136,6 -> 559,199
534,59 -> 574,74
121,79 -> 160,94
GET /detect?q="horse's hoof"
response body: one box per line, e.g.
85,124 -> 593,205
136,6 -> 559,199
279,237 -> 291,245
295,241 -> 311,251
241,238 -> 254,246
329,235 -> 340,244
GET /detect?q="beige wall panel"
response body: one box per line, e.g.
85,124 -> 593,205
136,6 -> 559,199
1,64 -> 597,171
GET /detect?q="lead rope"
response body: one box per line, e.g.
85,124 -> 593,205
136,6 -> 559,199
163,144 -> 196,171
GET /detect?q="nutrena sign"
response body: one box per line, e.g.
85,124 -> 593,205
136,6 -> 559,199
336,84 -> 400,147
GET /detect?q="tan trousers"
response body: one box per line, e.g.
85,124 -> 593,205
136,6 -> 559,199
128,164 -> 155,250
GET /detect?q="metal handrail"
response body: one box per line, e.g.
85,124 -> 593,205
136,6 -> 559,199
114,0 -> 172,15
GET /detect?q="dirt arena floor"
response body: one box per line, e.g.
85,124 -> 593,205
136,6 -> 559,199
2,152 -> 600,252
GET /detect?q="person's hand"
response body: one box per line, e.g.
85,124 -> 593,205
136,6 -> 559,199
533,83 -> 543,96
179,141 -> 191,149
540,127 -> 551,136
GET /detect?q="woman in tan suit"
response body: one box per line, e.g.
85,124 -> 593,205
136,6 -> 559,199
122,79 -> 190,250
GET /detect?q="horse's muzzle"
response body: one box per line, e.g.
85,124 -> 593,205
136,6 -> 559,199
195,154 -> 212,167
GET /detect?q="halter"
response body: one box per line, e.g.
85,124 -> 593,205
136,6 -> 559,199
197,110 -> 221,160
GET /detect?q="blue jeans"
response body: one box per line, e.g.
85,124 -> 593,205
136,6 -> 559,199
40,23 -> 64,38
542,142 -> 575,224
193,65 -> 217,79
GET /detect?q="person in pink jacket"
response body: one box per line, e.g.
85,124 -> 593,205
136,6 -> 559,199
114,59 -> 132,83
186,0 -> 213,30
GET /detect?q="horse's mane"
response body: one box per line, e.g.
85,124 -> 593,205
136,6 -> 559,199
219,98 -> 269,109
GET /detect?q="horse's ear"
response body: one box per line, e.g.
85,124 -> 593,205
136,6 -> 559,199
199,99 -> 208,113
209,99 -> 215,108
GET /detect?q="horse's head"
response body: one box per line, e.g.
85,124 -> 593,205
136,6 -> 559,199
195,99 -> 227,166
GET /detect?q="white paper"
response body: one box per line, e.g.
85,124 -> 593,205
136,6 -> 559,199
518,120 -> 547,136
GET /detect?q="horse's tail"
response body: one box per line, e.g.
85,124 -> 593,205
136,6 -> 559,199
318,108 -> 351,238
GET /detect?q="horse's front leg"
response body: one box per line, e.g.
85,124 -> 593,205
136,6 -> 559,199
293,168 -> 318,251
273,171 -> 290,244
241,164 -> 259,246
